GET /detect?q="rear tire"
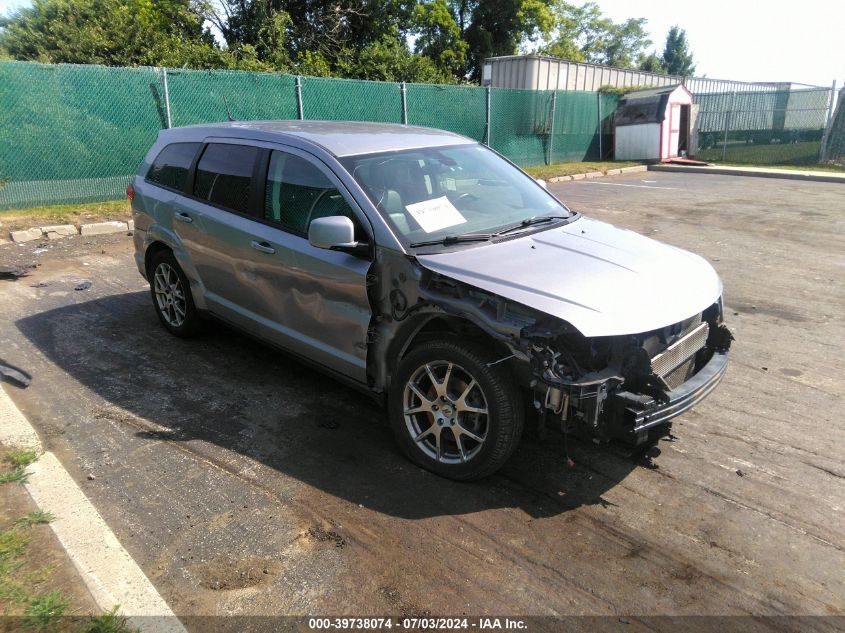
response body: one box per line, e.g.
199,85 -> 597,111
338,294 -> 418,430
388,338 -> 524,480
148,250 -> 200,338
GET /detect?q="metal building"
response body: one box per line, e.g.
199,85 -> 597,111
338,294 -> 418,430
613,85 -> 694,161
481,55 -> 791,94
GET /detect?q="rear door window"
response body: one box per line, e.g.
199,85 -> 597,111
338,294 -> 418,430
193,143 -> 260,215
146,142 -> 200,191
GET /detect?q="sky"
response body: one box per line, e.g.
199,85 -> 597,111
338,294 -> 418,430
591,0 -> 842,87
0,0 -> 842,88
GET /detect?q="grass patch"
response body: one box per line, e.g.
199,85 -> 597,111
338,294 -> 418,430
697,140 -> 821,166
0,467 -> 29,484
16,510 -> 55,527
7,448 -> 39,468
78,608 -> 140,633
524,161 -> 644,180
0,447 -> 138,633
0,199 -> 130,233
0,527 -> 30,602
0,528 -> 29,564
23,589 -> 70,630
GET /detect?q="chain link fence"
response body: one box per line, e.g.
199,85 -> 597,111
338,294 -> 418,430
821,88 -> 845,166
0,60 -> 838,210
0,60 -> 619,210
695,87 -> 834,165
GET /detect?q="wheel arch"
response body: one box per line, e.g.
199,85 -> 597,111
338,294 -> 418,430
382,312 -> 515,391
144,240 -> 172,277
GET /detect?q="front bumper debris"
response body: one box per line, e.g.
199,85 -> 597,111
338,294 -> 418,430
610,348 -> 729,442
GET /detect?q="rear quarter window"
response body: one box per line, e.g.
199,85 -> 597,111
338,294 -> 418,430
146,143 -> 200,191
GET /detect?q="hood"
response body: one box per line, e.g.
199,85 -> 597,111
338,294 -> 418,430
416,217 -> 722,337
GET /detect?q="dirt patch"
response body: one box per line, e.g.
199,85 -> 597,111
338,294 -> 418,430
307,524 -> 346,548
195,556 -> 278,591
379,585 -> 432,619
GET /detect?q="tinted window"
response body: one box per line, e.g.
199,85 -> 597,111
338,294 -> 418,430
264,150 -> 356,235
146,143 -> 199,191
193,144 -> 260,214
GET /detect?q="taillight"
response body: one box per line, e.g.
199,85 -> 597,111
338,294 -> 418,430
126,184 -> 135,201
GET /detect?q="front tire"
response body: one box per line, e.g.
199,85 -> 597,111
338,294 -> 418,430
148,250 -> 200,338
388,339 -> 524,480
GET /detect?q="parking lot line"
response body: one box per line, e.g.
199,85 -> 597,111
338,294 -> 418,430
0,386 -> 187,633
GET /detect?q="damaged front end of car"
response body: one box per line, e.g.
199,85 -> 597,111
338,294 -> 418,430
521,300 -> 732,446
370,254 -> 732,448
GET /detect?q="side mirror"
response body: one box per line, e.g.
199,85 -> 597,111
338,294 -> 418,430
308,216 -> 357,250
536,178 -> 547,190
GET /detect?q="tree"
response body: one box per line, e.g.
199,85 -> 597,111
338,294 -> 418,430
336,32 -> 450,82
411,0 -> 467,77
661,25 -> 695,76
638,51 -> 665,73
541,2 -> 651,68
207,0 -> 414,72
461,0 -> 555,80
0,0 -> 252,69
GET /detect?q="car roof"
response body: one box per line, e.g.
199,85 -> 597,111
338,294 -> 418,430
165,120 -> 476,157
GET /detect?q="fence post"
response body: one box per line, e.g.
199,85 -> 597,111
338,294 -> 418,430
485,86 -> 492,146
597,91 -> 603,160
400,82 -> 408,125
295,76 -> 304,120
547,91 -> 557,165
722,91 -> 736,162
161,68 -> 172,129
819,79 -> 837,162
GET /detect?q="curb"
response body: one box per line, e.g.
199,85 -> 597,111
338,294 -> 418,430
647,164 -> 845,184
547,165 -> 647,183
7,220 -> 132,244
0,386 -> 187,633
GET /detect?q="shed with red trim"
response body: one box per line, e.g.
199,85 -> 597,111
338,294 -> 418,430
613,84 -> 693,161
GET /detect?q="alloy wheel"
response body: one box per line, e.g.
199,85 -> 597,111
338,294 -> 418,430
403,360 -> 489,464
153,262 -> 187,328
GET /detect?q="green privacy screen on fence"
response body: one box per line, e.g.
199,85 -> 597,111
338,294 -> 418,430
166,69 -> 299,127
406,82 -> 487,141
0,62 -> 165,208
0,60 -> 623,210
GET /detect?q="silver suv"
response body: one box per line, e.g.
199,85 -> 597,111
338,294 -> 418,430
131,121 -> 732,480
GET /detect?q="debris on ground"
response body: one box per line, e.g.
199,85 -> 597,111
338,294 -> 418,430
0,264 -> 36,280
74,280 -> 93,291
736,469 -> 745,477
0,362 -> 32,387
307,524 -> 346,548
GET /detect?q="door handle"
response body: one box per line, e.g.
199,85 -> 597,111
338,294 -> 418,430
174,211 -> 193,223
250,240 -> 275,254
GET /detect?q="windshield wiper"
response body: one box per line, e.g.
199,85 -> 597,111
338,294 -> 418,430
409,233 -> 493,248
493,214 -> 571,237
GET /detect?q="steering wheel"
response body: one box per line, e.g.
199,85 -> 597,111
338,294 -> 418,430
306,188 -> 335,227
453,192 -> 478,207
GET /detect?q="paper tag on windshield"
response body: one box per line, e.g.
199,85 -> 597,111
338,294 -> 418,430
405,196 -> 467,233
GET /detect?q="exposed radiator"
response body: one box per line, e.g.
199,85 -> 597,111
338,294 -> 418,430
651,322 -> 710,388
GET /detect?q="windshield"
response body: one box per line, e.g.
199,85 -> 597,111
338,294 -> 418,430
340,144 -> 572,248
